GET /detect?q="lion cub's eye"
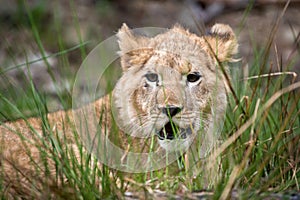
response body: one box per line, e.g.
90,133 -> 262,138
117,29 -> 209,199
187,72 -> 202,83
145,73 -> 158,82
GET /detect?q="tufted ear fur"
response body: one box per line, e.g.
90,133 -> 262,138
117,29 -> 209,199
202,24 -> 238,63
117,23 -> 153,71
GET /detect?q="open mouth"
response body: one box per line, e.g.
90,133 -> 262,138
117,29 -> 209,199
157,121 -> 192,140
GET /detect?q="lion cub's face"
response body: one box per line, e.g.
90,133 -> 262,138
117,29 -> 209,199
113,24 -> 238,152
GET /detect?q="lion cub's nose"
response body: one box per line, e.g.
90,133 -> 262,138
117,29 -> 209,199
161,106 -> 182,117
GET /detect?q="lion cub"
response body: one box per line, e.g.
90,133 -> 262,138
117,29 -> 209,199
0,23 -> 238,197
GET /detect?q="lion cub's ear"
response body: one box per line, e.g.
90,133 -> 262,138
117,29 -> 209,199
203,24 -> 238,63
117,23 -> 153,71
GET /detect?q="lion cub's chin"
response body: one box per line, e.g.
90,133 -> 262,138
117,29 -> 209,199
157,137 -> 193,153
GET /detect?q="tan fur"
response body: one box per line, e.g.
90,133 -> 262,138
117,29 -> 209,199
0,23 -> 238,197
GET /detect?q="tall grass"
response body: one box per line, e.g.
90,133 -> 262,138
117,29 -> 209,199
0,1 -> 299,199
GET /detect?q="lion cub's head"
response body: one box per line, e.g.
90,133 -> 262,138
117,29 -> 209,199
113,23 -> 238,153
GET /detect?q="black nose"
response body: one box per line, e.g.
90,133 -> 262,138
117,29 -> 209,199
161,106 -> 182,117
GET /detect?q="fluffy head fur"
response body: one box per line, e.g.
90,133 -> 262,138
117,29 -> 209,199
113,23 -> 238,152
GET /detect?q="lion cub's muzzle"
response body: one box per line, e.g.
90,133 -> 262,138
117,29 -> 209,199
156,106 -> 192,140
157,122 -> 193,140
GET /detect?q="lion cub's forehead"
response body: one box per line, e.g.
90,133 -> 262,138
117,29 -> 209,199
144,29 -> 212,74
145,51 -> 193,74
144,48 -> 211,77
